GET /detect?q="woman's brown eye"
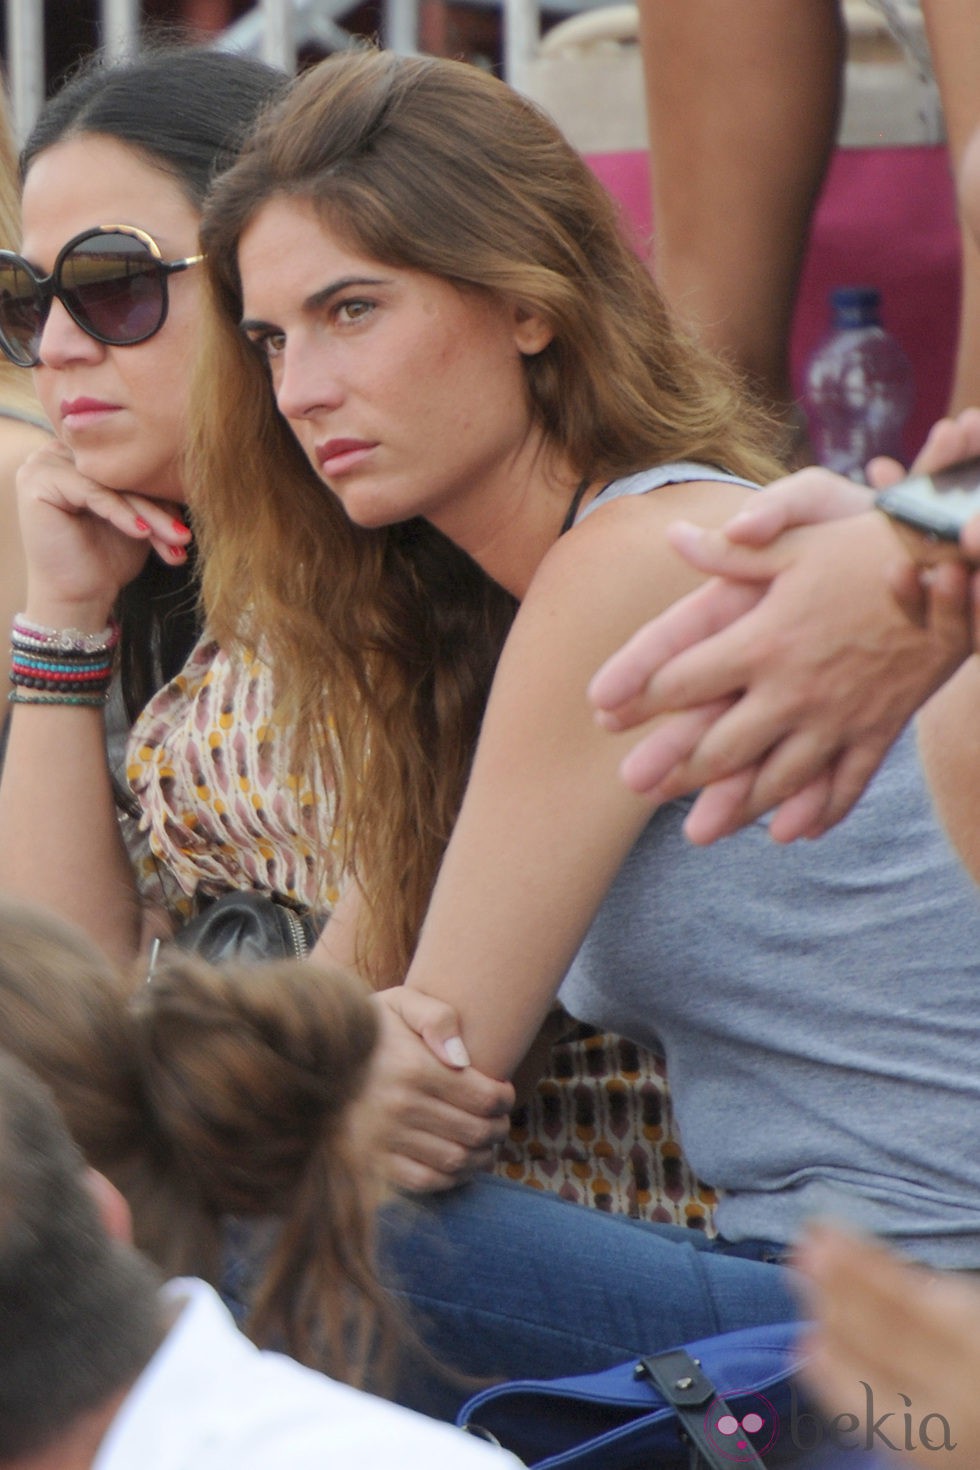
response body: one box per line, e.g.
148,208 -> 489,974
337,300 -> 373,323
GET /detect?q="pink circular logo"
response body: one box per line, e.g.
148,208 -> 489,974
703,1392 -> 780,1461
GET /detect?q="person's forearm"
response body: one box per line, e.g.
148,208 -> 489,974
313,881 -> 361,964
0,705 -> 143,967
401,757 -> 642,1082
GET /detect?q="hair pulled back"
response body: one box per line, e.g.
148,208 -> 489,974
21,46 -> 284,208
0,899 -> 390,1385
21,47 -> 288,723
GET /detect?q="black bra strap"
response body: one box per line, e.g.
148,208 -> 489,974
559,476 -> 594,536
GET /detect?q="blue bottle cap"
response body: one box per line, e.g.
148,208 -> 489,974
830,286 -> 881,329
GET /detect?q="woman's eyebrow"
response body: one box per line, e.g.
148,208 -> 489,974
241,274 -> 392,330
302,274 -> 391,312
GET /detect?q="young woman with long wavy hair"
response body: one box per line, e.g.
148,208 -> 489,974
184,44 -> 980,1414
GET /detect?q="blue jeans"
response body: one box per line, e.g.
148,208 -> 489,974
378,1174 -> 798,1421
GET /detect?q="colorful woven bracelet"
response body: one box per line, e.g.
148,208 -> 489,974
9,614 -> 118,703
8,688 -> 110,708
11,614 -> 120,655
9,637 -> 115,665
10,680 -> 113,700
10,651 -> 112,673
9,661 -> 115,682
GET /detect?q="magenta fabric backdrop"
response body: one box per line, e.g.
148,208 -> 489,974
587,145 -> 961,461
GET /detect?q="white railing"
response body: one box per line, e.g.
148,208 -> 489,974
3,0 -> 438,140
5,0 -> 44,144
4,0 -> 602,144
102,0 -> 142,57
214,0 -> 358,70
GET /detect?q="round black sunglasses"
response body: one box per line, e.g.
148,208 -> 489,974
0,224 -> 204,368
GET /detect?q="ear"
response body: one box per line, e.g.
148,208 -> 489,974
512,303 -> 554,357
84,1167 -> 134,1245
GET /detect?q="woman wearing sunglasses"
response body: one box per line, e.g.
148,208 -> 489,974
0,48 -> 291,965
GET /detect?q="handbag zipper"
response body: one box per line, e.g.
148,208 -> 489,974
282,906 -> 311,961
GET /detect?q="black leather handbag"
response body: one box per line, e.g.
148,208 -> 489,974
171,891 -> 323,965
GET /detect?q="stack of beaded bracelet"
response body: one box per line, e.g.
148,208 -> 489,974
9,614 -> 119,707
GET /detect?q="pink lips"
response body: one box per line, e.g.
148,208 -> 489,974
60,396 -> 122,427
315,438 -> 376,476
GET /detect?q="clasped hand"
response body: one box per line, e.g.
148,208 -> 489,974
588,413 -> 980,844
17,439 -> 191,620
366,986 -> 515,1194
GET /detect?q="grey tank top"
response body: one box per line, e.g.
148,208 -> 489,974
558,463 -> 980,1267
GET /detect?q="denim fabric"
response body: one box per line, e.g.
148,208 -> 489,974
378,1175 -> 798,1421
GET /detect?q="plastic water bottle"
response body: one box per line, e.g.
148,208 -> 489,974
802,286 -> 914,481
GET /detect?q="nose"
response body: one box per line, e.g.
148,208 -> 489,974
35,294 -> 104,368
272,337 -> 345,424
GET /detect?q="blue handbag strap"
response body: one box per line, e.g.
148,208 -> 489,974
638,1348 -> 767,1470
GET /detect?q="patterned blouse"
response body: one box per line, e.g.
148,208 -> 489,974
124,634 -> 339,919
122,634 -> 714,1228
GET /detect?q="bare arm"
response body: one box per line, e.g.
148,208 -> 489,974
0,442 -> 189,968
400,478 -> 751,1080
313,878 -> 371,976
314,879 -> 517,1193
0,419 -> 50,691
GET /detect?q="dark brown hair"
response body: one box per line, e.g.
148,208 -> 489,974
0,1050 -> 162,1461
0,898 -> 392,1385
21,46 -> 288,723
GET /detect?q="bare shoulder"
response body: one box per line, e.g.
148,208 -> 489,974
523,476 -> 754,645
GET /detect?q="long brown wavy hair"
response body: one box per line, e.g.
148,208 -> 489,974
192,48 -> 786,981
0,898 -> 395,1386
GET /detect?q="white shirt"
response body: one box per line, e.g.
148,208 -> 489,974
93,1278 -> 519,1469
